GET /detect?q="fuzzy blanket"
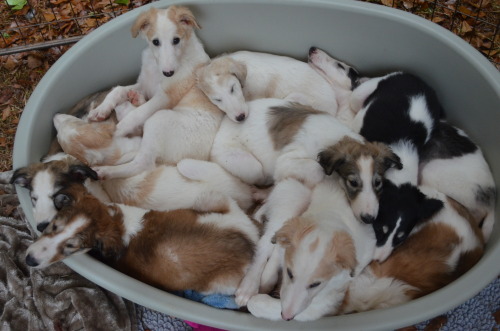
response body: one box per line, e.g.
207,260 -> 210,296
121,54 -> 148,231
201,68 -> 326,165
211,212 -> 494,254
0,176 -> 137,331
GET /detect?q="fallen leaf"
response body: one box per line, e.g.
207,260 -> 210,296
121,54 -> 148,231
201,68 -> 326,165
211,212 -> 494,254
3,56 -> 19,70
403,1 -> 414,9
381,0 -> 395,7
27,54 -> 43,69
43,11 -> 56,21
461,20 -> 473,33
2,107 -> 12,121
432,17 -> 445,23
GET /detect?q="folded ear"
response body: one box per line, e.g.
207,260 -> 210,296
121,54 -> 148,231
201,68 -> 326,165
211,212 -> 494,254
10,167 -> 31,188
228,59 -> 247,87
317,147 -> 345,176
53,192 -> 74,210
131,8 -> 157,38
68,164 -> 98,182
331,231 -> 357,275
418,196 -> 444,222
174,6 -> 201,29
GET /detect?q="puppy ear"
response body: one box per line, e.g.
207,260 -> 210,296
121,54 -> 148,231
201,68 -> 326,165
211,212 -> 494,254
53,192 -> 73,210
131,8 -> 156,38
10,167 -> 32,188
68,164 -> 98,182
174,6 -> 201,29
332,231 -> 357,274
381,146 -> 403,171
229,59 -> 247,87
317,148 -> 345,176
418,196 -> 444,223
272,219 -> 297,247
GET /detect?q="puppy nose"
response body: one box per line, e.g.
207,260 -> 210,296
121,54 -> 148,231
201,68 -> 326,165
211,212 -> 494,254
281,312 -> 294,321
235,114 -> 246,122
163,70 -> 174,77
309,46 -> 317,55
360,214 -> 375,224
25,254 -> 39,267
37,221 -> 49,232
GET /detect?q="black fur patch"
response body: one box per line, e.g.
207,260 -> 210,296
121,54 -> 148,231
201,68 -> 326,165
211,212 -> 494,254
420,121 -> 478,163
373,181 -> 444,248
475,186 -> 497,207
348,68 -> 361,90
360,72 -> 444,150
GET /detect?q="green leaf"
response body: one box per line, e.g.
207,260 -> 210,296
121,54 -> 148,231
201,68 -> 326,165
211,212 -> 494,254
6,0 -> 27,10
114,0 -> 130,5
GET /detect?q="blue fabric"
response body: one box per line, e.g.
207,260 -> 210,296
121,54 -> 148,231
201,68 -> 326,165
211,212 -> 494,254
182,290 -> 239,310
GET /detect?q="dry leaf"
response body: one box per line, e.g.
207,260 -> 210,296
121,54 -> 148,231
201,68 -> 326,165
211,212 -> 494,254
403,1 -> 414,9
3,56 -> 19,70
381,0 -> 395,7
43,12 -> 56,21
2,107 -> 12,121
432,17 -> 445,23
461,20 -> 473,34
27,54 -> 43,69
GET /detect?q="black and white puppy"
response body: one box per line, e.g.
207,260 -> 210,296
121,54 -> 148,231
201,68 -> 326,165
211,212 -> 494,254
350,72 -> 445,261
419,120 -> 496,241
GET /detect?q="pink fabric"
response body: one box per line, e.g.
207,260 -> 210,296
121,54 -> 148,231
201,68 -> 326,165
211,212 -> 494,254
184,320 -> 227,331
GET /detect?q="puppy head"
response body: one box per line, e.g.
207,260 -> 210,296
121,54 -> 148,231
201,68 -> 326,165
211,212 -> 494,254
197,57 -> 249,122
131,6 -> 201,77
54,113 -> 116,165
372,182 -> 444,262
273,217 -> 355,321
318,138 -> 402,224
25,183 -> 122,268
308,47 -> 362,91
11,158 -> 98,232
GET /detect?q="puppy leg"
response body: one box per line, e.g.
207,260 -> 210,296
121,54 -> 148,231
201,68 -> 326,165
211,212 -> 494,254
235,179 -> 311,306
274,152 -> 325,188
88,84 -> 138,121
349,76 -> 384,114
259,245 -> 282,294
247,294 -> 283,321
115,92 -> 169,137
213,148 -> 266,185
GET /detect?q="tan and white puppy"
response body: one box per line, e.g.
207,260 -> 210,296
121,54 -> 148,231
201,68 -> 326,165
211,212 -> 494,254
341,186 -> 484,313
11,156 -> 258,234
88,6 -> 209,138
245,177 -> 376,321
196,50 -> 339,123
25,183 -> 259,297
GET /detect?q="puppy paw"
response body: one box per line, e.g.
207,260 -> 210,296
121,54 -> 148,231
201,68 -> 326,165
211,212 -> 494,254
88,104 -> 112,121
92,166 -> 111,180
235,278 -> 260,307
127,90 -> 146,106
247,294 -> 282,320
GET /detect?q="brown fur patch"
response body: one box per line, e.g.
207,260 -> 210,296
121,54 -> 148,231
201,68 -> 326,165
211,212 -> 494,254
314,231 -> 356,280
131,7 -> 158,38
176,85 -> 222,116
447,197 -> 485,244
118,208 -> 254,292
370,222 -> 468,298
267,102 -> 323,150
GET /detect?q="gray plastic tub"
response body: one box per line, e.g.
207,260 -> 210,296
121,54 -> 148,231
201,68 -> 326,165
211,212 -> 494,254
13,0 -> 500,330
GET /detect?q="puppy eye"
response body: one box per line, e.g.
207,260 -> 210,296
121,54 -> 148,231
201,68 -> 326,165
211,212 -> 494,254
66,243 -> 74,249
287,268 -> 294,280
152,39 -> 160,46
373,177 -> 382,190
308,281 -> 321,289
213,98 -> 222,103
230,85 -> 235,94
348,179 -> 359,188
52,224 -> 58,232
172,37 -> 180,45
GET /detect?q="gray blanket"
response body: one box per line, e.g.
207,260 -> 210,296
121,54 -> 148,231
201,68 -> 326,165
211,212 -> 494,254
0,192 -> 137,331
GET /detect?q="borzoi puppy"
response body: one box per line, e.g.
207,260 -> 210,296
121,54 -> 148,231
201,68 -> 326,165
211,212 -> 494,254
307,47 -> 364,126
88,6 -> 209,138
245,178 -> 376,321
25,183 -> 259,297
11,156 -> 258,232
342,186 -> 484,313
196,50 -> 339,122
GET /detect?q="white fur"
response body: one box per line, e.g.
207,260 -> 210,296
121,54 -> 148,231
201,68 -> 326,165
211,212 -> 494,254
245,178 -> 376,321
211,97 -> 364,188
420,149 -> 496,241
88,7 -> 209,138
198,51 -> 339,122
408,95 -> 434,143
385,140 -> 419,186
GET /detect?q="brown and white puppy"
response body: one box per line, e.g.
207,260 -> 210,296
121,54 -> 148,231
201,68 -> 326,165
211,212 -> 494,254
11,156 -> 258,232
25,182 -> 260,297
341,186 -> 484,313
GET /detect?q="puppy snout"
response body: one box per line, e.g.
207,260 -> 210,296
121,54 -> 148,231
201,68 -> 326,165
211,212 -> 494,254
25,253 -> 39,267
360,214 -> 375,224
37,221 -> 49,232
163,70 -> 175,77
235,113 -> 246,122
309,46 -> 317,56
281,311 -> 294,321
